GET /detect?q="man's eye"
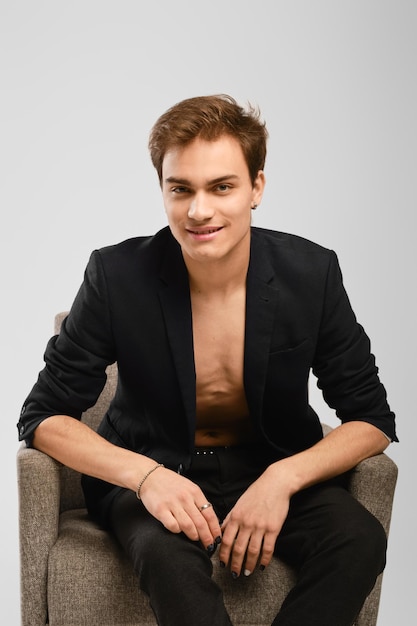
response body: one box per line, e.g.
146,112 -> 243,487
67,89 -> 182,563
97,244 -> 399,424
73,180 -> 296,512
172,187 -> 188,194
216,184 -> 231,192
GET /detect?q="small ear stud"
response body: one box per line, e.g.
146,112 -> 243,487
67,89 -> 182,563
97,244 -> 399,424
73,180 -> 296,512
252,203 -> 258,210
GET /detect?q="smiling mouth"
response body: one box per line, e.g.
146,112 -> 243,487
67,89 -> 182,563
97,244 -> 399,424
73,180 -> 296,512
188,227 -> 223,235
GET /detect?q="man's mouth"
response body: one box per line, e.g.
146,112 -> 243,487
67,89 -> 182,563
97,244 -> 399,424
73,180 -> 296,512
187,227 -> 223,235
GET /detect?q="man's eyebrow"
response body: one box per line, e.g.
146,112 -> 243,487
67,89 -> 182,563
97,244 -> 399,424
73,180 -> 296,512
164,175 -> 239,185
164,176 -> 191,185
209,175 -> 239,185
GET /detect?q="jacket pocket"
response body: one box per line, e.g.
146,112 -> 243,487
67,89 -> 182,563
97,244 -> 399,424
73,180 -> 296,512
266,338 -> 313,393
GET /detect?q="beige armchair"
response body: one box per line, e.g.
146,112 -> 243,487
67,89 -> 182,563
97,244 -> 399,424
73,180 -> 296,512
17,312 -> 398,626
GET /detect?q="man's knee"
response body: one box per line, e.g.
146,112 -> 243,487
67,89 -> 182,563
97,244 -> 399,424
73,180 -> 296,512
345,509 -> 387,574
131,525 -> 212,587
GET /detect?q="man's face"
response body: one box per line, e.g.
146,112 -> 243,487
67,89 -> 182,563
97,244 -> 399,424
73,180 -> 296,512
161,135 -> 265,267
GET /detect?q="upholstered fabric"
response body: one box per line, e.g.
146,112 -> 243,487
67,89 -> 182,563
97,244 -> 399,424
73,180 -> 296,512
17,313 -> 398,625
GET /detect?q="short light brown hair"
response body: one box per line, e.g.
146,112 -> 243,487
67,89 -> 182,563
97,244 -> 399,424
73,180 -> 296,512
148,94 -> 268,185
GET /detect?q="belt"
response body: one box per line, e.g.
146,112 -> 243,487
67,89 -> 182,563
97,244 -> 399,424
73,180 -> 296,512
193,443 -> 259,456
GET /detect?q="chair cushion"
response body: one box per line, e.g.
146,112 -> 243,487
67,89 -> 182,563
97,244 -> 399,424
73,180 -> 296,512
47,509 -> 296,626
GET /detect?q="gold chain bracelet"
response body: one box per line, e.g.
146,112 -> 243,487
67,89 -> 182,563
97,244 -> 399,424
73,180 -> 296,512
136,463 -> 164,500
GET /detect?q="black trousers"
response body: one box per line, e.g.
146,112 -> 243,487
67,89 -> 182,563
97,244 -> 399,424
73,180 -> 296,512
109,446 -> 387,626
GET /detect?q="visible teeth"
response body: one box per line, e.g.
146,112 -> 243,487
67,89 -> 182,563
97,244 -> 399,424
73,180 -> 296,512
193,228 -> 218,234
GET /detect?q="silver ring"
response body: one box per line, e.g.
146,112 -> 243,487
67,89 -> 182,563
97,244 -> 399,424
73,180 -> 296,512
199,503 -> 212,512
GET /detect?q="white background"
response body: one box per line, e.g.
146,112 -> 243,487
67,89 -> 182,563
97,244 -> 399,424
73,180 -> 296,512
1,1 -> 416,624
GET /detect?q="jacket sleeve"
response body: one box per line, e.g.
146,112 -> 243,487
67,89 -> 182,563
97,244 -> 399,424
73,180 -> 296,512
17,250 -> 116,446
312,251 -> 398,442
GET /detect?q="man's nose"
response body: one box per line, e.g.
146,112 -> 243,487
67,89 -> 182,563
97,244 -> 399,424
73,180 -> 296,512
188,194 -> 214,221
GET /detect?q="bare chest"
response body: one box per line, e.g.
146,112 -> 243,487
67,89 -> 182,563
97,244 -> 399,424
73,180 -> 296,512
191,288 -> 249,424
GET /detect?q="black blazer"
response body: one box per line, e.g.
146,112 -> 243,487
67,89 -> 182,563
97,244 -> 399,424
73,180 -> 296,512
19,227 -> 397,521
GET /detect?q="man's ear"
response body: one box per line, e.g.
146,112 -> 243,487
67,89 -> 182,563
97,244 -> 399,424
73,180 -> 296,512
252,170 -> 266,207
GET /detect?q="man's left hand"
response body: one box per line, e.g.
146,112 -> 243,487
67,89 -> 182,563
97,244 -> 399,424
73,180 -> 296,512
218,463 -> 291,577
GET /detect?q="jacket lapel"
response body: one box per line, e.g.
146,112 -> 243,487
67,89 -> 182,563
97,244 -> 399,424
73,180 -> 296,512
244,231 -> 280,425
158,238 -> 197,449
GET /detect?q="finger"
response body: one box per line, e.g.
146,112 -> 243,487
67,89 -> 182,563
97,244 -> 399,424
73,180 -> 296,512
189,503 -> 222,549
241,530 -> 264,576
198,503 -> 223,547
218,521 -> 239,571
258,531 -> 276,571
228,528 -> 252,578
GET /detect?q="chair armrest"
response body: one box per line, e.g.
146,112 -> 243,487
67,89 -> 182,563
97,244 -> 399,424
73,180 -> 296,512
17,443 -> 62,626
347,452 -> 398,535
321,424 -> 398,535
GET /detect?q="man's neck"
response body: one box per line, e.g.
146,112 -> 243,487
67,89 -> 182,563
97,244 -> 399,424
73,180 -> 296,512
184,244 -> 250,297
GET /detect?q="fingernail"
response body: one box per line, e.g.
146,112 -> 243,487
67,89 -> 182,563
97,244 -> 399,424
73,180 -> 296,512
220,561 -> 226,568
207,543 -> 216,556
215,536 -> 222,545
244,569 -> 251,577
231,571 -> 239,579
259,564 -> 265,571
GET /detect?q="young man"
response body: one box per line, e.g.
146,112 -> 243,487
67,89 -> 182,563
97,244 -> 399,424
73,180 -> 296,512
19,94 -> 397,625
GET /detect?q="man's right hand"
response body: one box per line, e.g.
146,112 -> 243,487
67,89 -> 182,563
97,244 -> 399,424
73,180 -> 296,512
139,466 -> 222,550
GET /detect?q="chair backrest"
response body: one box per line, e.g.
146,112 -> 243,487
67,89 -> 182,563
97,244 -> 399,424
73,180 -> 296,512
54,312 -> 118,511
